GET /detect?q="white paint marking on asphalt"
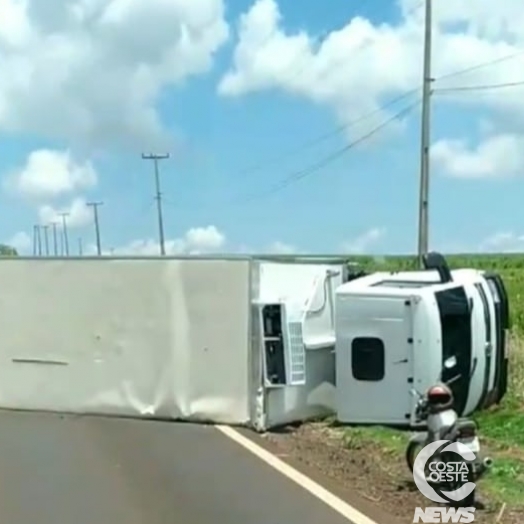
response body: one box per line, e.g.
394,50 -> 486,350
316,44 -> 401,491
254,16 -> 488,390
215,425 -> 379,524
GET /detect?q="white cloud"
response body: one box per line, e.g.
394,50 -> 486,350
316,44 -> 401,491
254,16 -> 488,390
432,134 -> 524,178
268,241 -> 297,254
479,231 -> 524,252
103,231 -> 299,256
414,0 -> 524,40
38,197 -> 92,229
6,231 -> 31,254
233,241 -> 299,254
341,227 -> 386,254
183,225 -> 225,251
5,149 -> 97,199
116,225 -> 226,255
220,0 -> 524,140
0,0 -> 229,148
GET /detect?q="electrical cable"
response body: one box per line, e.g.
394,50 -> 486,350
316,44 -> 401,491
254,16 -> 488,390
233,97 -> 422,204
434,49 -> 524,83
200,3 -> 524,211
230,88 -> 420,180
401,0 -> 425,19
434,80 -> 524,93
123,198 -> 155,242
222,1 -> 424,182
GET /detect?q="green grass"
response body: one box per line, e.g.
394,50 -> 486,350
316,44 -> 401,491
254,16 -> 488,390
343,426 -> 407,455
478,457 -> 524,506
476,407 -> 524,449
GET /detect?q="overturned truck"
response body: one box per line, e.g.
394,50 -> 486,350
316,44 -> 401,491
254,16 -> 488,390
0,253 -> 510,431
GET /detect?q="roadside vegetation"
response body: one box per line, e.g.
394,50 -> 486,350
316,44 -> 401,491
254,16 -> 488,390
0,244 -> 18,256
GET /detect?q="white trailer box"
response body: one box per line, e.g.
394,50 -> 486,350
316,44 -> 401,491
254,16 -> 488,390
0,255 -> 347,431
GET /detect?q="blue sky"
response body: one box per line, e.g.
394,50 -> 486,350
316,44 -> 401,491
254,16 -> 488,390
1,0 -> 523,255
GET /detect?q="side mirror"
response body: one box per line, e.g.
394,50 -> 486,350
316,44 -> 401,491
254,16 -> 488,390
444,356 -> 457,369
422,252 -> 453,283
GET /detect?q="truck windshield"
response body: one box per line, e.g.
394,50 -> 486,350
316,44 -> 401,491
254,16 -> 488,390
434,285 -> 472,416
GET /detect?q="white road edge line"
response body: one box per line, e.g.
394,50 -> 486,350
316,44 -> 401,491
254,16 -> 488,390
215,425 -> 379,524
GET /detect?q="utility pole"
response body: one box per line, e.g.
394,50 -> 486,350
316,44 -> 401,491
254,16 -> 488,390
32,225 -> 38,256
78,238 -> 83,256
141,153 -> 169,255
51,222 -> 58,256
59,212 -> 70,256
417,0 -> 433,268
86,201 -> 103,256
36,225 -> 42,256
42,225 -> 50,256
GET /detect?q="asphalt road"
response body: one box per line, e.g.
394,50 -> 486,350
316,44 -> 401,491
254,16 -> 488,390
0,411 -> 361,524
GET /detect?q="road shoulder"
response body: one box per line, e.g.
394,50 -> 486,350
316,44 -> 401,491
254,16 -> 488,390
234,424 -> 404,524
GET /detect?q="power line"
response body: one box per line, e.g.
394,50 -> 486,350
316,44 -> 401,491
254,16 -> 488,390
404,0 -> 425,17
434,50 -> 524,83
217,2 -> 425,183
179,0 -> 423,210
273,48 -> 524,181
434,79 -> 524,93
141,153 -> 169,256
227,88 -> 420,181
128,197 -> 157,242
234,97 -> 421,204
87,201 -> 103,256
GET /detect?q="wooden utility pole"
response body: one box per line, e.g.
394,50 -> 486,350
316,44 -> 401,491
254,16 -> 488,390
32,225 -> 38,256
141,153 -> 169,255
87,201 -> 103,256
51,222 -> 58,256
59,212 -> 70,256
36,225 -> 42,256
42,225 -> 50,256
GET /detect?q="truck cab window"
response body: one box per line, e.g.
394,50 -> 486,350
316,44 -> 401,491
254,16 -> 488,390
352,337 -> 385,381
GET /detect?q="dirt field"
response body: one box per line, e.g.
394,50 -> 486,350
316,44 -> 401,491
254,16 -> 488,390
263,420 -> 523,524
